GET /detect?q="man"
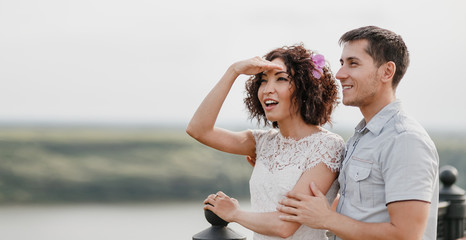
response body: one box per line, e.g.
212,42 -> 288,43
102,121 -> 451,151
277,26 -> 439,240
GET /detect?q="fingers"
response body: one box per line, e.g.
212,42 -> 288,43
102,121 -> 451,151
204,203 -> 214,211
264,62 -> 284,71
279,197 -> 301,209
209,193 -> 218,199
285,190 -> 306,201
216,191 -> 227,198
246,156 -> 256,167
309,182 -> 325,198
279,214 -> 300,223
277,204 -> 299,215
277,202 -> 301,223
204,191 -> 231,205
204,198 -> 213,205
259,61 -> 283,72
234,56 -> 284,76
254,56 -> 283,70
204,193 -> 220,205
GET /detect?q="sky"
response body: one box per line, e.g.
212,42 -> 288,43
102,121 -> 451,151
1,0 -> 465,132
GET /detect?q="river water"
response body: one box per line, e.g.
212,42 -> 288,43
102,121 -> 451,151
0,202 -> 254,240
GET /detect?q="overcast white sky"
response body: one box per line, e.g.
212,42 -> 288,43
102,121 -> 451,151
1,0 -> 465,132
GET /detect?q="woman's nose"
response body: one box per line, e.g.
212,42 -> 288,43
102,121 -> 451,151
262,82 -> 275,94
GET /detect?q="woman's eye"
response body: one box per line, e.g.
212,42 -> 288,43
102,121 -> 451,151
278,77 -> 289,81
259,79 -> 267,84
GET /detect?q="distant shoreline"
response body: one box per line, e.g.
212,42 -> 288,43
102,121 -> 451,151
0,121 -> 463,136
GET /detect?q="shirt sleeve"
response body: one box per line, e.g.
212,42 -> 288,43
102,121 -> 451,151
382,132 -> 439,204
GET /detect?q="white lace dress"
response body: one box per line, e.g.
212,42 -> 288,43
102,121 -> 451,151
249,128 -> 345,240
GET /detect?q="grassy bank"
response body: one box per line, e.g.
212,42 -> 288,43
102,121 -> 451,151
0,127 -> 464,204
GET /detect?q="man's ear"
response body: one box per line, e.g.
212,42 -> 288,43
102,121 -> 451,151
380,61 -> 396,83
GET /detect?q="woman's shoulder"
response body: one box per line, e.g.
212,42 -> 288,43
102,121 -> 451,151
250,128 -> 280,150
250,128 -> 279,139
318,128 -> 344,141
307,128 -> 345,168
315,128 -> 345,149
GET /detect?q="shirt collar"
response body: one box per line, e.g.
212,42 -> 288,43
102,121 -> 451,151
355,99 -> 403,136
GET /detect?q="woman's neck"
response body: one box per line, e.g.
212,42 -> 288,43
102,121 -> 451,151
278,117 -> 321,140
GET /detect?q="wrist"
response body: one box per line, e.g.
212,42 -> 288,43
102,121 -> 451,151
322,210 -> 339,231
230,209 -> 243,223
227,63 -> 242,77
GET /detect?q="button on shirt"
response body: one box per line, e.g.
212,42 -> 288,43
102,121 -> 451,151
334,100 -> 439,240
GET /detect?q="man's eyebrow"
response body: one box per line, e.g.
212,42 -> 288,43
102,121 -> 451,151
341,56 -> 360,62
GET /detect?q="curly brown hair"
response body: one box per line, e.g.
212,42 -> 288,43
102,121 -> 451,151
244,44 -> 339,128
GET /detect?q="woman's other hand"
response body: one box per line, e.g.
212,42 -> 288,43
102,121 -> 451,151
203,191 -> 241,222
246,155 -> 256,167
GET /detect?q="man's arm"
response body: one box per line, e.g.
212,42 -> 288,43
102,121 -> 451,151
278,183 -> 430,240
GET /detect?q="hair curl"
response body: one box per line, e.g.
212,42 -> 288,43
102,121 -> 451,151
244,44 -> 339,128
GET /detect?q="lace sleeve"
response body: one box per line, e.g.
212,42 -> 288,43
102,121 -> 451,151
250,129 -> 276,154
304,132 -> 345,172
250,129 -> 266,147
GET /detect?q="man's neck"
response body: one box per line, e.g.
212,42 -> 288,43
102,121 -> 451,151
360,94 -> 396,124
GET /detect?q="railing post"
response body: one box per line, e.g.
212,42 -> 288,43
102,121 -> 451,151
193,206 -> 246,240
439,165 -> 466,240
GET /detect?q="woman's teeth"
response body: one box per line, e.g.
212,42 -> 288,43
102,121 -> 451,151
265,100 -> 278,106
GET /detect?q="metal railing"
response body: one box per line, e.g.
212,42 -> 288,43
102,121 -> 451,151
192,165 -> 466,240
437,165 -> 466,240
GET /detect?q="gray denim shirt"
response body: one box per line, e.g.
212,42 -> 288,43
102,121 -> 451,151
333,100 -> 439,240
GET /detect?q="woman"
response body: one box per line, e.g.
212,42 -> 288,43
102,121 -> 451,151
186,44 -> 345,240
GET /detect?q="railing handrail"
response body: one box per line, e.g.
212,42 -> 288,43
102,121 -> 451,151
437,165 -> 466,240
192,165 -> 466,240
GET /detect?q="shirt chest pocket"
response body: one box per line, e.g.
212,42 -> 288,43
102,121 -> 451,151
347,158 -> 373,208
348,165 -> 371,182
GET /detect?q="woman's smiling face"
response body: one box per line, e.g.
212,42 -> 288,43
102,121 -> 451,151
257,58 -> 297,123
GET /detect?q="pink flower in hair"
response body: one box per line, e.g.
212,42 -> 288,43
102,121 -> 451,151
311,54 -> 325,79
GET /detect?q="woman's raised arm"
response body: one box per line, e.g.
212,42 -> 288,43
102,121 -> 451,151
186,57 -> 283,157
